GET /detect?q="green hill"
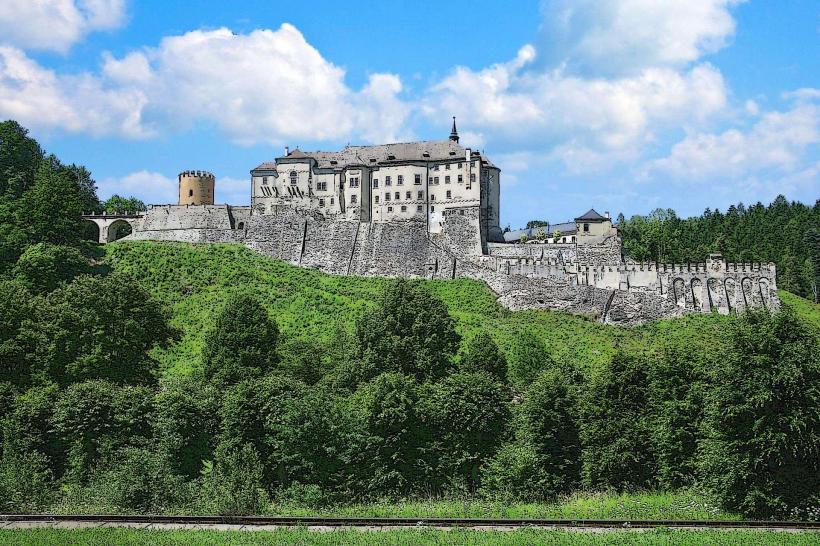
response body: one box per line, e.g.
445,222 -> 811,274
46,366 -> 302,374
103,241 -> 754,377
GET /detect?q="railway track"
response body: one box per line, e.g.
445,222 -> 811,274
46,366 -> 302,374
1,514 -> 819,531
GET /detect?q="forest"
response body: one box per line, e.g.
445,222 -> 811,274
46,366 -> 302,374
0,120 -> 818,521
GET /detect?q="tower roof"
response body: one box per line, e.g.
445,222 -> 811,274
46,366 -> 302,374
449,116 -> 459,143
574,209 -> 607,222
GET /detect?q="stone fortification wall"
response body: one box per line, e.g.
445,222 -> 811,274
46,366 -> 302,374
123,204 -> 779,325
486,242 -> 576,261
141,204 -> 233,231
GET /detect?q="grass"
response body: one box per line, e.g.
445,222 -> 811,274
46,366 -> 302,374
779,290 -> 820,331
1,528 -> 817,545
263,491 -> 739,521
103,241 -> 740,377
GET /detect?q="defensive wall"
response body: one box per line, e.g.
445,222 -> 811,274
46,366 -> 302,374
116,204 -> 779,325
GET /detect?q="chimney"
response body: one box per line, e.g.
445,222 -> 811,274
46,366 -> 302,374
285,146 -> 290,156
604,211 -> 610,219
465,148 -> 471,162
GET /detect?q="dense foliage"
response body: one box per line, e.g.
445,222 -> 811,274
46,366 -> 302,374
618,200 -> 820,301
1,120 -> 819,520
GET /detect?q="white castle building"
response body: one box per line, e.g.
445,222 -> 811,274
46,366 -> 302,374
250,119 -> 503,241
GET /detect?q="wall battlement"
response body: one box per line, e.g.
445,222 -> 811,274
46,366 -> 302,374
116,203 -> 779,325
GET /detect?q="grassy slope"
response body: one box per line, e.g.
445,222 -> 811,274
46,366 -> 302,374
103,241 -> 735,377
2,528 -> 818,545
779,290 -> 820,331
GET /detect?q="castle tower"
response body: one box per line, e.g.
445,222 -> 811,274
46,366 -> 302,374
178,170 -> 215,205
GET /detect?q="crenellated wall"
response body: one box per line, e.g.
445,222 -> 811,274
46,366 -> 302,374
119,204 -> 779,325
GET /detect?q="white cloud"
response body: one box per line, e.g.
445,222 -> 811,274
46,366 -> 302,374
538,0 -> 744,75
216,177 -> 250,205
0,45 -> 151,138
647,95 -> 820,180
0,24 -> 409,144
0,0 -> 126,53
425,48 -> 727,169
98,170 -> 176,203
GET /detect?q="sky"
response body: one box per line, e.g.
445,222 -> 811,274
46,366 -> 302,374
0,0 -> 817,228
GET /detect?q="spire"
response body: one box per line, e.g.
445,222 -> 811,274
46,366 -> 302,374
449,116 -> 459,143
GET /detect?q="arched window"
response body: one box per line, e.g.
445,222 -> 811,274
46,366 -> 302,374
290,171 -> 297,185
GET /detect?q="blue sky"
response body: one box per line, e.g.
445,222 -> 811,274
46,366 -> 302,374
1,0 -> 817,227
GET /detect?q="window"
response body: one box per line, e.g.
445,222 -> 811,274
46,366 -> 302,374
562,237 -> 566,243
373,178 -> 379,188
428,177 -> 433,184
188,189 -> 193,197
571,236 -> 576,242
417,205 -> 423,212
458,162 -> 462,169
431,194 -> 436,201
290,171 -> 297,185
262,176 -> 268,185
469,173 -> 476,184
583,223 -> 589,232
414,174 -> 421,185
397,175 -> 404,185
350,177 -> 359,188
375,196 -> 379,203
446,190 -> 452,199
385,192 -> 391,201
434,176 -> 439,184
405,191 -> 411,199
431,205 -> 435,212
433,165 -> 439,171
387,206 -> 393,212
385,176 -> 392,186
417,191 -> 423,199
445,176 -> 450,184
330,197 -> 334,205
445,164 -> 450,170
458,174 -> 463,183
351,194 -> 358,204
394,192 -> 399,200
319,198 -> 325,207
317,181 -> 327,191
401,205 -> 407,212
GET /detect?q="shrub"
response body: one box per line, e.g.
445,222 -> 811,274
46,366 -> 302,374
580,350 -> 656,490
356,280 -> 460,382
199,443 -> 269,516
507,332 -> 553,389
460,331 -> 507,381
699,309 -> 820,519
203,293 -> 280,385
420,371 -> 510,493
0,448 -> 54,513
482,369 -> 580,500
13,242 -> 90,293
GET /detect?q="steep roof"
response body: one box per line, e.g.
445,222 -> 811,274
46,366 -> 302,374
252,139 -> 496,171
575,208 -> 607,221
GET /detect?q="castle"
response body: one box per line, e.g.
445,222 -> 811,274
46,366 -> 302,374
83,123 -> 779,325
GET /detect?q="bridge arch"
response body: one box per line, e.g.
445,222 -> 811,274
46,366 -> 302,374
82,214 -> 141,243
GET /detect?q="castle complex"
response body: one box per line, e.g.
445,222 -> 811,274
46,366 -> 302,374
84,123 -> 779,325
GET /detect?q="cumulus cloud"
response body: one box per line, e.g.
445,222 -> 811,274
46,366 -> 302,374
97,170 -> 176,204
647,93 -> 820,180
0,45 -> 151,138
0,24 -> 409,144
0,0 -> 126,53
425,47 -> 728,168
538,0 -> 744,76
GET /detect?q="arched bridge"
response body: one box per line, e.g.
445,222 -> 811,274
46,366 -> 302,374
82,212 -> 145,243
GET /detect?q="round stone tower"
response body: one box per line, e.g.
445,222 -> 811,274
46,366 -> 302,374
178,170 -> 215,205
